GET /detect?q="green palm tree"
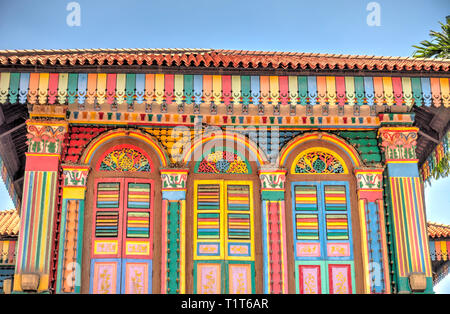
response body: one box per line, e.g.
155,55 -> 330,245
412,16 -> 450,59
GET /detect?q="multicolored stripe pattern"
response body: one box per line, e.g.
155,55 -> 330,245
96,182 -> 120,208
2,72 -> 448,108
326,214 -> 349,240
227,185 -> 250,211
127,183 -> 151,209
324,185 -> 347,211
126,212 -> 150,238
296,214 -> 319,240
16,171 -> 58,274
295,186 -> 318,211
197,213 -> 220,239
95,211 -> 119,237
228,214 -> 251,239
197,184 -> 220,210
389,177 -> 432,277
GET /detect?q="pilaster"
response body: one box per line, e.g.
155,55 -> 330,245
355,168 -> 390,294
379,126 -> 433,293
160,168 -> 188,294
259,168 -> 288,294
13,119 -> 68,293
55,164 -> 90,293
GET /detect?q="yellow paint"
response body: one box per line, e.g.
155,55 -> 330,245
358,198 -> 371,293
63,187 -> 87,199
288,76 -> 298,97
193,180 -> 254,262
0,72 -> 10,92
290,146 -> 349,174
269,76 -> 279,98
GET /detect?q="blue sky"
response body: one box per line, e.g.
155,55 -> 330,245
0,0 -> 449,293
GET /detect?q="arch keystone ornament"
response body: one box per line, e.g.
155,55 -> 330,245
378,127 -> 433,294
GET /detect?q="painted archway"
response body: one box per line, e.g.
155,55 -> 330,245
183,131 -> 266,294
79,128 -> 168,294
281,132 -> 365,294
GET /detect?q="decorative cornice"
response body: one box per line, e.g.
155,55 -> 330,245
0,49 -> 448,72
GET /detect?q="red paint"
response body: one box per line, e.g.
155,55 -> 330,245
106,73 -> 117,105
328,264 -> 352,294
268,202 -> 282,293
222,75 -> 231,105
164,74 -> 174,104
359,191 -> 383,206
336,76 -> 346,106
279,76 -> 289,105
25,153 -> 60,171
299,265 -> 322,294
48,73 -> 59,104
392,77 -> 403,106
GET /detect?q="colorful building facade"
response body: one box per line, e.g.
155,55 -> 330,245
0,49 -> 449,294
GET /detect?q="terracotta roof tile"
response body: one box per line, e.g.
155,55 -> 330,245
428,222 -> 450,239
0,209 -> 20,237
0,48 -> 448,72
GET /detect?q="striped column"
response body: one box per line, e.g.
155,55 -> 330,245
355,168 -> 390,294
160,169 -> 188,294
379,127 -> 433,293
259,168 -> 288,294
13,119 -> 68,293
55,164 -> 90,294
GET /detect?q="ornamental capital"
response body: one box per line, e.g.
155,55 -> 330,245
26,119 -> 68,154
259,168 -> 286,190
61,164 -> 90,187
160,168 -> 189,191
378,127 -> 419,161
354,168 -> 383,190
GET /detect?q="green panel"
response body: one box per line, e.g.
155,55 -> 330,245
241,76 -> 251,105
125,73 -> 136,105
166,201 -> 180,294
298,76 -> 308,105
411,77 -> 423,107
8,73 -> 20,103
184,75 -> 193,104
354,77 -> 365,106
67,73 -> 78,104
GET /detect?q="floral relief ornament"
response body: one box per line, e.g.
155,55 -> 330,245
379,128 -> 418,160
26,121 -> 67,154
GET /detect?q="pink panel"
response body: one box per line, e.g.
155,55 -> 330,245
164,74 -> 174,104
268,201 -> 282,292
326,243 -> 350,257
298,265 -> 321,294
279,76 -> 289,105
197,263 -> 221,294
328,264 -> 352,294
92,262 -> 118,294
222,75 -> 231,105
392,77 -> 403,106
48,73 -> 59,104
336,76 -> 346,106
199,244 -> 220,255
106,74 -> 117,105
228,264 -> 252,294
124,262 -> 149,294
296,243 -> 321,257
